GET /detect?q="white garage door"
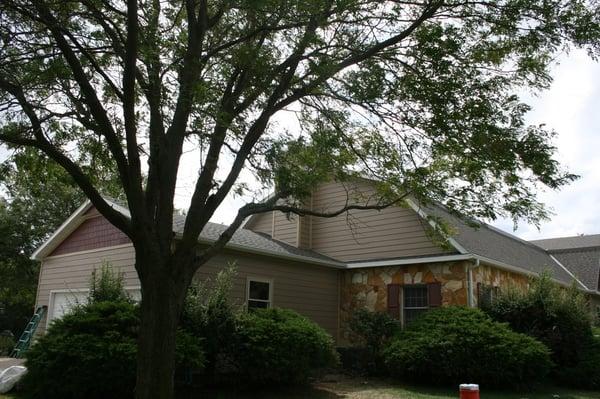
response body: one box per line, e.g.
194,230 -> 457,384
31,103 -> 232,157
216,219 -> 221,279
48,288 -> 141,325
48,291 -> 88,324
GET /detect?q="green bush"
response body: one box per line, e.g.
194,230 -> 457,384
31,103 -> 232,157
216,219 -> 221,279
181,265 -> 239,377
556,335 -> 600,389
230,308 -> 338,385
88,263 -> 133,304
482,272 -> 592,369
21,301 -> 203,399
345,309 -> 399,374
0,333 -> 15,356
383,306 -> 552,388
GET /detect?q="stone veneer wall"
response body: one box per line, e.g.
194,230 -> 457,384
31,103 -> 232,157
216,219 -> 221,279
339,261 -> 469,343
471,264 -> 530,306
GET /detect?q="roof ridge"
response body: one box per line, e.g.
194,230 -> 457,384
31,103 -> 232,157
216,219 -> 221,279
530,233 -> 600,242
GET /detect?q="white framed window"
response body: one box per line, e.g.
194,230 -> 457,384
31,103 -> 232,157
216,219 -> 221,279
246,277 -> 273,310
403,285 -> 428,325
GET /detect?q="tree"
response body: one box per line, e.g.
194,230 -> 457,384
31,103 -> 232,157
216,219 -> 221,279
0,1 -> 598,398
0,148 -> 121,336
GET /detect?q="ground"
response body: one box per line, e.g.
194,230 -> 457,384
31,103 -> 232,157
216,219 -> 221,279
2,375 -> 600,398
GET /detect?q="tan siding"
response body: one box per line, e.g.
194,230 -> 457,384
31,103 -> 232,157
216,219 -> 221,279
273,211 -> 298,246
244,212 -> 273,236
36,246 -> 340,338
311,181 -> 449,262
298,216 -> 311,248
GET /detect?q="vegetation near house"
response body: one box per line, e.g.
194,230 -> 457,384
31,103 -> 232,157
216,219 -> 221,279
20,267 -> 337,398
482,272 -> 600,389
341,309 -> 400,375
382,306 -> 553,388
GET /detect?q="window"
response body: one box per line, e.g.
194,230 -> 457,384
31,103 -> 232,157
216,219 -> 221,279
247,278 -> 272,310
403,285 -> 428,325
477,283 -> 499,308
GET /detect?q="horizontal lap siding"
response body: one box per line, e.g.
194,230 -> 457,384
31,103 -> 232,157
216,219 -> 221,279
194,252 -> 339,337
36,247 -> 340,338
36,245 -> 138,334
244,212 -> 273,236
311,181 -> 448,262
273,212 -> 298,246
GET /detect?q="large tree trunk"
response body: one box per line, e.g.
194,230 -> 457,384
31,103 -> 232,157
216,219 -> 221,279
134,251 -> 193,399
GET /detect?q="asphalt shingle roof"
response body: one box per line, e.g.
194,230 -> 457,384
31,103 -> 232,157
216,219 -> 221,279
531,234 -> 600,251
419,204 -> 580,287
550,249 -> 600,291
170,214 -> 342,266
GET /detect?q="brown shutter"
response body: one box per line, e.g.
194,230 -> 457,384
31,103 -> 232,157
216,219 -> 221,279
427,282 -> 442,307
387,284 -> 400,319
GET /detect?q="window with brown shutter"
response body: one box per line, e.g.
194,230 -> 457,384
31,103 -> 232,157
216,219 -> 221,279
387,284 -> 400,319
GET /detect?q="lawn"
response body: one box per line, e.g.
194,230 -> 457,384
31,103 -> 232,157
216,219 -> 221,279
3,377 -> 600,399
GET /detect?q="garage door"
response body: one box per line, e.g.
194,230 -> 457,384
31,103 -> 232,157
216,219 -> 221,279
48,291 -> 88,324
48,288 -> 141,325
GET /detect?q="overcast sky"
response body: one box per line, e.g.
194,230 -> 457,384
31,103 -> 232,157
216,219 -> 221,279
1,50 -> 598,241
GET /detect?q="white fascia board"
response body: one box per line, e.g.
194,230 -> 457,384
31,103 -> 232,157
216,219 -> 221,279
347,254 -> 474,269
404,198 -> 469,255
31,200 -> 93,260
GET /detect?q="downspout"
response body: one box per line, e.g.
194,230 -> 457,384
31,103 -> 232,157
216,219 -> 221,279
466,258 -> 479,308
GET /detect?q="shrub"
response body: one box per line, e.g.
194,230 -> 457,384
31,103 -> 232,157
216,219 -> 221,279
557,335 -> 600,389
180,265 -> 239,377
0,333 -> 15,356
383,306 -> 552,388
22,301 -> 203,399
482,272 -> 592,369
230,308 -> 338,385
88,262 -> 133,304
345,309 -> 399,374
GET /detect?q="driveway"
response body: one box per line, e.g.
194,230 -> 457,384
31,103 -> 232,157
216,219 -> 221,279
0,358 -> 24,372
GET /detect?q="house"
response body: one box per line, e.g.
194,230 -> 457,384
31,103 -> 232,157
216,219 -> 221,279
31,180 -> 600,343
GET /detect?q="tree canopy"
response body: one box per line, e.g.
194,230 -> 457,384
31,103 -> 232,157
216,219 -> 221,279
0,148 -> 121,335
1,1 -> 599,398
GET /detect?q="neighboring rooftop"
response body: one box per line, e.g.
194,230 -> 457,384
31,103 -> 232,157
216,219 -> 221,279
531,234 -> 600,251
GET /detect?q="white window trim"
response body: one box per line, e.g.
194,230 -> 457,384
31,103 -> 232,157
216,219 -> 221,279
46,286 -> 141,328
402,284 -> 429,326
246,277 -> 274,309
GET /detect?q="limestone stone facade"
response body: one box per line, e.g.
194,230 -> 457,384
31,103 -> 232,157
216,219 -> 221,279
339,261 -> 469,343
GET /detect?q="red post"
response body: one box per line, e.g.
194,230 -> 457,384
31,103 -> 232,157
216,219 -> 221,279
459,384 -> 480,399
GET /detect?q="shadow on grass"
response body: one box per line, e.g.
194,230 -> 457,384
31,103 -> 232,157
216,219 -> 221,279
176,385 -> 343,399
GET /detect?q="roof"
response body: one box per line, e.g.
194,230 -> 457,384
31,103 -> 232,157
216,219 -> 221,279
32,199 -> 344,268
531,234 -> 600,251
550,249 -> 600,292
406,200 -> 584,288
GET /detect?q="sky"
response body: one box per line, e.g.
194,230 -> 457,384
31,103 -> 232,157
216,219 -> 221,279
491,50 -> 600,240
1,50 -> 599,241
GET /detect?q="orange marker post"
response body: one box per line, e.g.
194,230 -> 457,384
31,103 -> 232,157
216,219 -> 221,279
459,384 -> 480,399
